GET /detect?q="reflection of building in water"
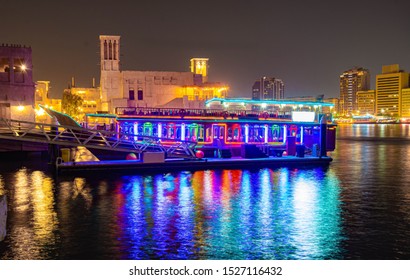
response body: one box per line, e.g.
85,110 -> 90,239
6,168 -> 58,258
30,171 -> 58,242
0,194 -> 6,242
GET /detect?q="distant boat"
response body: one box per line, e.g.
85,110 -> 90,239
376,117 -> 398,124
352,115 -> 377,124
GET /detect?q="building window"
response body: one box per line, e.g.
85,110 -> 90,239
13,58 -> 25,83
0,58 -> 10,73
113,41 -> 117,60
103,41 -> 108,60
162,76 -> 170,85
0,58 -> 10,82
129,89 -> 135,100
109,41 -> 113,60
138,89 -> 143,100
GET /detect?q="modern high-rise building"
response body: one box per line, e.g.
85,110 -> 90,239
339,67 -> 370,116
376,64 -> 409,117
252,77 -> 284,100
356,90 -> 375,115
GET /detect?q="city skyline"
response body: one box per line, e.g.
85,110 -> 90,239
1,0 -> 410,98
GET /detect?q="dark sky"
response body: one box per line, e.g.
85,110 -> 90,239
2,0 -> 410,98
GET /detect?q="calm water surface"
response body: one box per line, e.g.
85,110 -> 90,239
1,124 -> 410,259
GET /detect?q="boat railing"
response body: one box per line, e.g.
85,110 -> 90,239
0,117 -> 198,158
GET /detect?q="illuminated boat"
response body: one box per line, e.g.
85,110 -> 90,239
352,115 -> 377,124
58,105 -> 336,172
40,100 -> 337,172
110,103 -> 336,159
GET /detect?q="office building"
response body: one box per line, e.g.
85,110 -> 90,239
252,77 -> 284,100
356,90 -> 375,115
402,88 -> 410,118
376,64 -> 409,117
339,67 -> 370,116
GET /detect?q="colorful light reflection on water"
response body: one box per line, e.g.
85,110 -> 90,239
8,167 -> 344,260
3,124 -> 410,259
1,166 -> 343,260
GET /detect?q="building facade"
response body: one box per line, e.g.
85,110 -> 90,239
375,64 -> 409,117
252,77 -> 284,100
401,88 -> 410,118
0,44 -> 35,121
323,97 -> 339,115
356,90 -> 375,115
34,81 -> 62,122
339,67 -> 370,116
99,35 -> 228,113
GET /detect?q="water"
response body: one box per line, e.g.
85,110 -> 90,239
1,124 -> 410,260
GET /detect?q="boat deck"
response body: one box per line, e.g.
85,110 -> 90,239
56,155 -> 332,173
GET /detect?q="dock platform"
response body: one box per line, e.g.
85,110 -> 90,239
56,155 -> 332,173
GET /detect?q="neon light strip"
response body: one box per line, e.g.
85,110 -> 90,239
181,123 -> 186,141
133,123 -> 138,141
205,97 -> 334,107
158,123 -> 162,139
264,125 -> 268,144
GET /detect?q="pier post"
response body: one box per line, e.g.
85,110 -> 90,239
48,144 -> 59,164
320,115 -> 327,158
0,195 -> 6,242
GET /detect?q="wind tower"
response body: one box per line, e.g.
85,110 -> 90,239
99,35 -> 121,112
190,58 -> 209,83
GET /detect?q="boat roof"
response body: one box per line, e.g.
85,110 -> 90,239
205,98 -> 335,107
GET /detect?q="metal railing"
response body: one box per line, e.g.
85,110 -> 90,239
0,118 -> 197,159
115,106 -> 293,119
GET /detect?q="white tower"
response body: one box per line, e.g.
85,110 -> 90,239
99,35 -> 121,112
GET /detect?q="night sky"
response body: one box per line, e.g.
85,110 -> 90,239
2,0 -> 410,98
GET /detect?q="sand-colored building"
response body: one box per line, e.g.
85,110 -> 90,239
0,44 -> 35,121
99,35 -> 228,113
